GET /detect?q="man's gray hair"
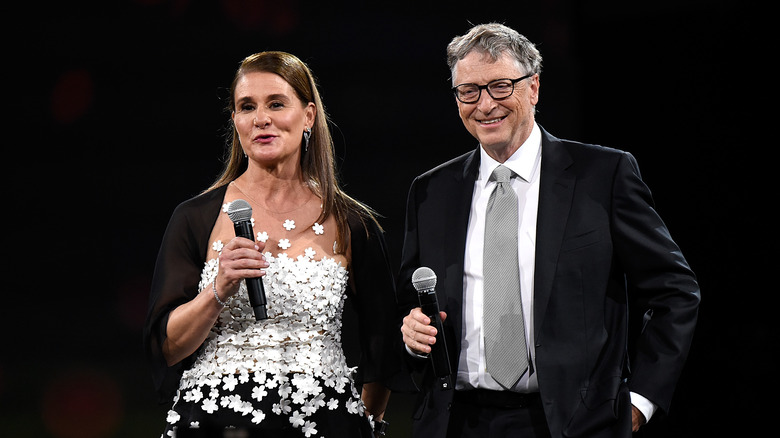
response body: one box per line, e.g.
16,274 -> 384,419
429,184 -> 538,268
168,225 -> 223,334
447,23 -> 543,81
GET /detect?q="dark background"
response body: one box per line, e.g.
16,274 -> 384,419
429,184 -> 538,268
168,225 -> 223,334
3,0 -> 773,436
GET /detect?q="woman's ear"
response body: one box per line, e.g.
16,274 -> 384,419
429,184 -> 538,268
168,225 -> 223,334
305,102 -> 316,129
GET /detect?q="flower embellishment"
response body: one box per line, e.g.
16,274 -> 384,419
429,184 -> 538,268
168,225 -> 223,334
283,220 -> 296,231
312,223 -> 324,235
166,410 -> 180,423
278,239 -> 291,250
257,231 -> 269,243
202,398 -> 218,414
302,420 -> 318,437
212,240 -> 224,252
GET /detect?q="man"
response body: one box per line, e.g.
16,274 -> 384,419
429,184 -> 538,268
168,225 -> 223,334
397,23 -> 700,438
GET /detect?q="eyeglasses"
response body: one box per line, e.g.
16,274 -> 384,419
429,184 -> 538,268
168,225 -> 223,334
452,73 -> 535,104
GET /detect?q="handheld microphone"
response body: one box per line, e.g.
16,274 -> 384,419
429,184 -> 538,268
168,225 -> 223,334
412,267 -> 452,389
227,199 -> 268,321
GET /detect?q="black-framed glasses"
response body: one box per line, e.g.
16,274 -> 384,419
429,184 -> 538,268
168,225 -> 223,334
452,73 -> 535,104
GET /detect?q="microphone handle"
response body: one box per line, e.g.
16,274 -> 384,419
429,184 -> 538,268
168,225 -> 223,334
418,289 -> 452,386
233,221 -> 268,320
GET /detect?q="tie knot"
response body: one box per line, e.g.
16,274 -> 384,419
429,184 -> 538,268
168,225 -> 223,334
490,165 -> 513,184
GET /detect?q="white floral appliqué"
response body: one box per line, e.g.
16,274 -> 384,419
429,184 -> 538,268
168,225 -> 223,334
166,253 -> 362,435
278,238 -> 291,250
257,231 -> 268,243
283,219 -> 296,231
302,420 -> 318,437
166,410 -> 180,423
312,223 -> 324,235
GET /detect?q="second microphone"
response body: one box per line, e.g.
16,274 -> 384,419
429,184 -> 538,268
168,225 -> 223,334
413,266 -> 452,389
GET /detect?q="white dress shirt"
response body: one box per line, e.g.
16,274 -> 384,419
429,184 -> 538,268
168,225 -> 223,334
457,122 -> 542,393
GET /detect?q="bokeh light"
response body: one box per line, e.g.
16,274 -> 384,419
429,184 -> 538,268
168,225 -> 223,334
50,68 -> 94,125
42,368 -> 123,438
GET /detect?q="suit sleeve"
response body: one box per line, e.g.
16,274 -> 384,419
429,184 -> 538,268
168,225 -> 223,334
395,176 -> 437,389
397,176 -> 423,318
611,152 -> 700,414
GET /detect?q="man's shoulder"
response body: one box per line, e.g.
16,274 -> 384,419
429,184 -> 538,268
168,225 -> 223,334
416,148 -> 478,181
543,128 -> 630,159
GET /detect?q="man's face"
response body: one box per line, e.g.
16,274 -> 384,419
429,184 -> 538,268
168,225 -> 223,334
453,51 -> 539,156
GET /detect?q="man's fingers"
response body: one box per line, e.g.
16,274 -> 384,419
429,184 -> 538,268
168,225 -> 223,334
402,308 -> 440,353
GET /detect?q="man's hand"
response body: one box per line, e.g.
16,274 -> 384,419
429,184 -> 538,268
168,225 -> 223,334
631,405 -> 646,432
401,307 -> 447,354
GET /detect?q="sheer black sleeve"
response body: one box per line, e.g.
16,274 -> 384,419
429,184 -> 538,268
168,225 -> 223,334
344,212 -> 402,387
142,187 -> 226,403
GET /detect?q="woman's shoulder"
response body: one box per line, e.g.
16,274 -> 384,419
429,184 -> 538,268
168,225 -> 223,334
175,185 -> 229,214
164,184 -> 228,240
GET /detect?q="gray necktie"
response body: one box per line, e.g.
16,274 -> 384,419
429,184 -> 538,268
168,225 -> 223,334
483,164 -> 528,389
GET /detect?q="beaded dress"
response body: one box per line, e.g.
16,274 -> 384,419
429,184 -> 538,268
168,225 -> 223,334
154,182 -> 388,438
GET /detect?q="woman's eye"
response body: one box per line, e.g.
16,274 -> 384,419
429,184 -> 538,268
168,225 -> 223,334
239,103 -> 255,112
269,102 -> 284,109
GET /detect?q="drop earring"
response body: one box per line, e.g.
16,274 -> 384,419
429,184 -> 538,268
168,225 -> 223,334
303,128 -> 311,152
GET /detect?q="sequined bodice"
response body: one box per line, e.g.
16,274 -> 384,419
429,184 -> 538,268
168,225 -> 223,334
169,253 -> 366,431
184,253 -> 350,380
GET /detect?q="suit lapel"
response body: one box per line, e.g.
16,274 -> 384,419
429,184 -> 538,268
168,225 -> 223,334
444,149 -> 479,352
534,129 -> 575,343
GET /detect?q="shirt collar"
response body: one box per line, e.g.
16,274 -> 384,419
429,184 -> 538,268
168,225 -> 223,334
478,122 -> 542,187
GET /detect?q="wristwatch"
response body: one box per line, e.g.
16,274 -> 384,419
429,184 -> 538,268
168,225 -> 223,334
373,419 -> 389,436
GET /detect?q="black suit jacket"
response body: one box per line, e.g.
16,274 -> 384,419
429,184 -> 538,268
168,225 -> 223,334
396,127 -> 700,438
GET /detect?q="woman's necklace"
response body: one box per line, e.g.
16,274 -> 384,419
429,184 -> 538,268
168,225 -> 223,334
230,180 -> 316,215
228,180 -> 332,254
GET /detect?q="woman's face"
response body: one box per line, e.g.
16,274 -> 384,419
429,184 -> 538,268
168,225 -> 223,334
232,71 -> 315,167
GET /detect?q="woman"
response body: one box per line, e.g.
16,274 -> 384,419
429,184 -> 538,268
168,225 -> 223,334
144,51 -> 397,437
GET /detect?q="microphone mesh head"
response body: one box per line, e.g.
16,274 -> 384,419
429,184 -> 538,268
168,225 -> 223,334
412,267 -> 437,291
227,199 -> 253,223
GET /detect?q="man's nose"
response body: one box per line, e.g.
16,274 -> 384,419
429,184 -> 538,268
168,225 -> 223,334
476,91 -> 497,113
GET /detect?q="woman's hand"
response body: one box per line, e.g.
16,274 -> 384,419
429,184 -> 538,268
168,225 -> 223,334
216,237 -> 268,301
362,382 -> 390,437
163,236 -> 267,366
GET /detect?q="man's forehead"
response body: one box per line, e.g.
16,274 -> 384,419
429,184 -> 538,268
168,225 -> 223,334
453,51 -> 523,82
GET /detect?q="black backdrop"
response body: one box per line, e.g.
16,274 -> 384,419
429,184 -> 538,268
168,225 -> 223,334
3,0 -> 773,436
